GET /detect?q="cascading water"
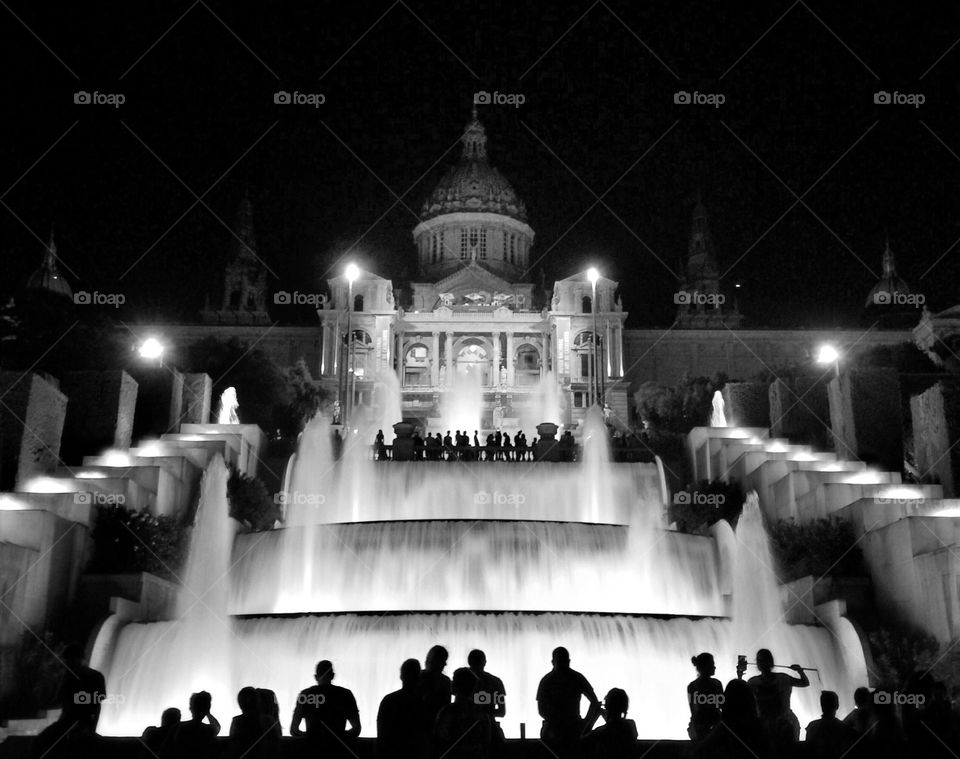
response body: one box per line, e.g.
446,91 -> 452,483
97,423 -> 867,739
217,387 -> 240,425
710,390 -> 727,427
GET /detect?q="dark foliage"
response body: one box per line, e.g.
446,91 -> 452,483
634,373 -> 726,435
669,479 -> 746,534
275,358 -> 329,437
227,468 -> 281,531
868,627 -> 941,691
0,632 -> 63,717
88,504 -> 186,580
769,517 -> 866,583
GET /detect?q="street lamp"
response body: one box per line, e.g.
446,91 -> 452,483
344,263 -> 360,427
816,343 -> 840,378
138,337 -> 165,365
587,267 -> 600,408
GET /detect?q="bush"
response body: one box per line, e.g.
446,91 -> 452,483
0,632 -> 63,717
88,504 -> 186,580
227,468 -> 281,531
868,627 -> 941,690
769,517 -> 865,583
634,374 -> 725,435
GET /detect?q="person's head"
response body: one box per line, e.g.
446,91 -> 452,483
692,652 -> 716,677
315,660 -> 334,686
604,688 -> 629,719
400,658 -> 421,687
425,645 -> 448,672
468,649 -> 486,672
722,680 -> 757,723
189,691 -> 212,719
257,689 -> 279,718
552,647 -> 571,670
63,642 -> 85,668
160,707 -> 181,728
756,649 -> 774,674
853,686 -> 871,708
451,667 -> 475,699
820,690 -> 839,718
237,686 -> 259,715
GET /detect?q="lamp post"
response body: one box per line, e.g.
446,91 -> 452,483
587,267 -> 600,408
138,337 -> 165,367
344,263 -> 360,428
816,343 -> 840,379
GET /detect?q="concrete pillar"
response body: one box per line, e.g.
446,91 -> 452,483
61,370 -> 139,463
828,368 -> 903,471
431,331 -> 440,386
0,373 -> 68,490
181,373 -> 212,424
911,381 -> 960,496
445,332 -> 454,385
506,332 -> 515,386
492,331 -> 501,385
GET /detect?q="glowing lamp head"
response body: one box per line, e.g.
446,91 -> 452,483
139,338 -> 164,360
587,267 -> 600,285
816,344 -> 839,365
345,263 -> 360,283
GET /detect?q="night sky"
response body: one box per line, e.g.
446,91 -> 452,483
3,1 -> 960,328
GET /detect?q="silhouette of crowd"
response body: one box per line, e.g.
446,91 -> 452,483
375,428 -> 544,462
32,641 -> 960,759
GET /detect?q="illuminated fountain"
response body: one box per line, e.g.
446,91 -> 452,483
217,386 -> 240,425
97,411 -> 868,740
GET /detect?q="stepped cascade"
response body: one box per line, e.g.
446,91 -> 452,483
89,411 -> 868,740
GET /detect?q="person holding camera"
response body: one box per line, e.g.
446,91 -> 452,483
747,649 -> 809,751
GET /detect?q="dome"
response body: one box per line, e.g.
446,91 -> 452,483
864,240 -> 911,309
421,112 -> 527,222
25,233 -> 72,299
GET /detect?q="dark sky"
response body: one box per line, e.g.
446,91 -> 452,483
3,1 -> 960,328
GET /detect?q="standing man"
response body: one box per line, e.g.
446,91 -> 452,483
291,660 -> 361,757
536,646 -> 601,758
377,658 -> 430,759
468,649 -> 506,756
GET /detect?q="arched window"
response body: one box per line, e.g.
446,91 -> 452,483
353,294 -> 364,312
582,295 -> 592,313
403,343 -> 430,387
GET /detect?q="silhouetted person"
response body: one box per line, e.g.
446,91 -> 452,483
375,429 -> 386,460
332,428 -> 343,460
227,686 -> 278,759
419,645 -> 452,723
747,648 -> 809,750
443,431 -> 453,459
377,658 -> 430,759
688,652 -> 723,741
468,649 -> 506,754
805,690 -> 858,759
581,687 -> 638,759
843,686 -> 876,736
140,707 -> 180,757
257,688 -> 282,742
515,432 -> 527,461
502,433 -> 513,461
695,679 -> 768,759
291,660 -> 361,757
434,667 -> 492,759
413,429 -> 424,460
912,679 -> 960,758
474,430 -> 480,451
494,430 -> 502,460
536,646 -> 601,758
485,433 -> 495,460
560,430 -> 575,461
171,691 -> 221,759
33,643 -> 107,758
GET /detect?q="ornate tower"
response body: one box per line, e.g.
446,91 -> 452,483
863,237 -> 918,327
674,194 -> 742,328
201,191 -> 271,325
25,230 -> 72,300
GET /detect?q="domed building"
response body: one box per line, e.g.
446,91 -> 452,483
862,238 -> 919,328
316,109 -> 630,432
24,232 -> 72,300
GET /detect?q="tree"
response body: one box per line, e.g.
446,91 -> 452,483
227,468 -> 281,531
634,374 -> 724,434
277,359 -> 328,437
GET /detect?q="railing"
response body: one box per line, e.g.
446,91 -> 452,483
355,444 -> 654,463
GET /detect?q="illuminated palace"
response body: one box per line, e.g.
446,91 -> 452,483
314,109 -> 630,432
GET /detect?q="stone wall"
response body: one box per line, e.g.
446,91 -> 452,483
911,381 -> 960,497
0,373 -> 68,490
